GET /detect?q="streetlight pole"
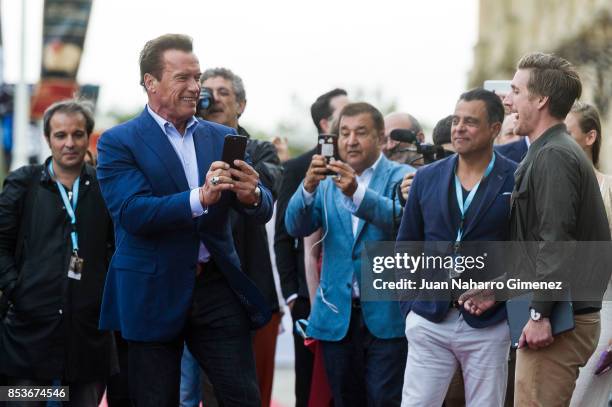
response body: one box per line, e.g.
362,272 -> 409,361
11,0 -> 30,170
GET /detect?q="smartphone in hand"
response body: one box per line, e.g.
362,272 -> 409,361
222,135 -> 248,169
317,133 -> 339,176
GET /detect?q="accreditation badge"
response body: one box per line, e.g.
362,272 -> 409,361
447,242 -> 463,279
448,255 -> 464,279
67,252 -> 84,280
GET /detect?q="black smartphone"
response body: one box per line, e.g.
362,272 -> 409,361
317,133 -> 339,176
221,135 -> 248,168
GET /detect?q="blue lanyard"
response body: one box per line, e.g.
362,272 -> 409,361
48,162 -> 80,253
454,153 -> 496,242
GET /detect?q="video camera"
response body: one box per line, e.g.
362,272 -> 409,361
389,129 -> 452,165
196,88 -> 214,117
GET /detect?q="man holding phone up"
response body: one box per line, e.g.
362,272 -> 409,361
197,67 -> 283,407
285,102 -> 413,406
96,34 -> 272,406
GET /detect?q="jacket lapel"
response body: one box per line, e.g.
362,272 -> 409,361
462,152 -> 509,237
135,108 -> 189,191
193,121 -> 218,185
439,155 -> 456,236
353,156 -> 391,243
332,182 -> 355,241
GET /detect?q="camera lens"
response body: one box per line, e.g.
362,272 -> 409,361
197,88 -> 214,113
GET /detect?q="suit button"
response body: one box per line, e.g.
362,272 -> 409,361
58,309 -> 63,315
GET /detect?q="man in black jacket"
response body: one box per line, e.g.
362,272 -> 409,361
198,67 -> 283,407
0,99 -> 116,406
274,88 -> 348,406
462,52 -> 611,406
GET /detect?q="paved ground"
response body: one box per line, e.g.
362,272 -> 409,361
271,311 -> 297,407
271,366 -> 296,407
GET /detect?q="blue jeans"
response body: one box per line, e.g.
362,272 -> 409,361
180,346 -> 202,407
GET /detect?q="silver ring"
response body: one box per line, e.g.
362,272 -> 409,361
211,176 -> 220,186
336,174 -> 342,181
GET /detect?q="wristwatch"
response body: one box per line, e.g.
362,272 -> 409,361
529,307 -> 542,322
252,186 -> 261,207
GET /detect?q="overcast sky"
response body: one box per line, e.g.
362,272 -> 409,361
2,0 -> 479,145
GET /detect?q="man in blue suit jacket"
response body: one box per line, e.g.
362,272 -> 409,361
96,34 -> 272,406
397,89 -> 516,407
286,102 -> 412,406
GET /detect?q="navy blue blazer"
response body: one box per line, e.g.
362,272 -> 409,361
495,138 -> 527,163
96,108 -> 272,341
396,151 -> 517,328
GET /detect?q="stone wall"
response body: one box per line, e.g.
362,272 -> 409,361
470,0 -> 612,172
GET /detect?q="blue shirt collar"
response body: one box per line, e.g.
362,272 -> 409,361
146,104 -> 198,135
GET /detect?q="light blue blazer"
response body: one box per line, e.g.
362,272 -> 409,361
285,155 -> 412,341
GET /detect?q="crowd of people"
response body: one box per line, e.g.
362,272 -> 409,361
0,33 -> 611,407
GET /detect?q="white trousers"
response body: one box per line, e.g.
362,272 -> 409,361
401,309 -> 510,407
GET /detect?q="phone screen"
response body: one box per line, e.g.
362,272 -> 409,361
483,80 -> 512,95
317,134 -> 338,175
221,135 -> 248,168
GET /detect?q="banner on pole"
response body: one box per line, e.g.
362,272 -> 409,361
31,0 -> 94,118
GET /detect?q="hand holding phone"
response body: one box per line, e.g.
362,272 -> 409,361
328,160 -> 358,198
199,135 -> 248,207
220,134 -> 261,205
200,161 -> 234,207
303,154 -> 328,193
230,160 -> 261,207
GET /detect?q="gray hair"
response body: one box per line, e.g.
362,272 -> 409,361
201,67 -> 246,103
43,98 -> 95,138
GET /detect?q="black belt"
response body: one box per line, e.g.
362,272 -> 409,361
574,307 -> 599,316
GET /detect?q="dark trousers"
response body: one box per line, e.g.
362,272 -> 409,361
291,296 -> 314,407
320,304 -> 407,407
128,265 -> 260,407
2,377 -> 104,407
107,332 -> 134,407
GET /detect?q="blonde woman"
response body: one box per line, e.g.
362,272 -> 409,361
566,102 -> 612,406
